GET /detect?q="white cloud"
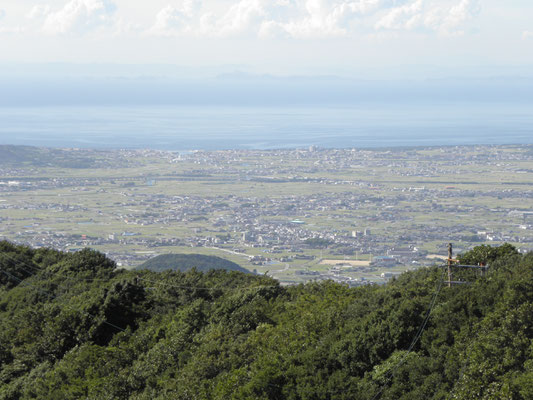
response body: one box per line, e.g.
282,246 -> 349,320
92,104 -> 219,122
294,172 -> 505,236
0,9 -> 6,20
522,30 -> 533,40
266,0 -> 406,38
146,0 -> 481,39
375,0 -> 480,36
149,1 -> 202,36
215,0 -> 270,36
27,5 -> 52,19
42,0 -> 117,34
426,0 -> 480,35
149,0 -> 292,37
375,0 -> 423,30
281,0 -> 359,38
148,0 -> 388,38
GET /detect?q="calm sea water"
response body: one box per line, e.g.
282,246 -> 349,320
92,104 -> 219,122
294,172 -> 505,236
0,103 -> 532,150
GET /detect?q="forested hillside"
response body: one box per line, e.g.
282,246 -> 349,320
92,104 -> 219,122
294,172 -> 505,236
0,240 -> 532,399
138,253 -> 250,274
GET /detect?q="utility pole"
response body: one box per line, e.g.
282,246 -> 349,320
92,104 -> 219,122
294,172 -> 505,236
445,243 -> 488,287
447,243 -> 453,288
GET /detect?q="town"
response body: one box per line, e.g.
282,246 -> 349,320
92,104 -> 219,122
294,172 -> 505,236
1,144 -> 532,285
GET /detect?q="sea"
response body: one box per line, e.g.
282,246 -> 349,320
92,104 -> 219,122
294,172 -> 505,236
0,103 -> 532,150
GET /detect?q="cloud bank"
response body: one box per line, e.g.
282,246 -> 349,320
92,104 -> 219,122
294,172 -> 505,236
148,0 -> 482,38
27,0 -> 117,34
7,0 -> 481,37
375,0 -> 480,35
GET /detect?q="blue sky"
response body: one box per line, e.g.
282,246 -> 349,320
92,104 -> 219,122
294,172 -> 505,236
0,0 -> 532,77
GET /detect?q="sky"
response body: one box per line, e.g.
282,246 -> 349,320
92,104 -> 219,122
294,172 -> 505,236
0,1 -> 532,149
0,0 -> 532,77
0,1 -> 532,107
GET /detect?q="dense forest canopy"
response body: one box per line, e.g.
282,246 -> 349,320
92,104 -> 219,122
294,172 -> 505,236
0,240 -> 531,399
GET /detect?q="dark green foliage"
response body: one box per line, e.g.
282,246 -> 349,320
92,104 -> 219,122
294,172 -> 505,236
138,253 -> 251,274
0,243 -> 532,399
0,242 -> 39,289
458,243 -> 519,266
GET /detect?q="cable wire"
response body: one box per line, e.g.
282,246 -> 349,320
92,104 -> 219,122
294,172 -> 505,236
0,258 -> 126,333
135,276 -> 279,292
0,250 -> 281,335
0,250 -> 280,293
2,248 -> 451,397
370,268 -> 446,400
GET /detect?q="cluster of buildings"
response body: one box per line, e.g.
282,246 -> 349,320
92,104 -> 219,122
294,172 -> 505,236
1,145 -> 532,278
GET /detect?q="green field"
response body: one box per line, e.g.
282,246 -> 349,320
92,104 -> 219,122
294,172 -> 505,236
1,145 -> 532,284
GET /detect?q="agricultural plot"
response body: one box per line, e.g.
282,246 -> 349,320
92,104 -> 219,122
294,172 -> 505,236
1,145 -> 532,284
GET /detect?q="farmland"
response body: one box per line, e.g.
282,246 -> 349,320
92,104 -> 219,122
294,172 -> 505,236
1,144 -> 532,284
